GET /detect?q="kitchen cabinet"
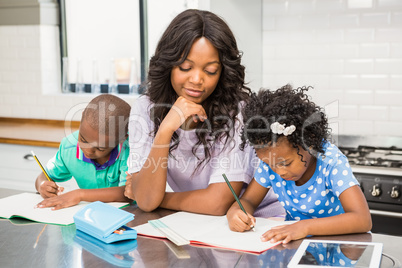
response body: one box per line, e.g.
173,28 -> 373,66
0,143 -> 78,192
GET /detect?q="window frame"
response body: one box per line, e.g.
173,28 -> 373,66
58,0 -> 148,94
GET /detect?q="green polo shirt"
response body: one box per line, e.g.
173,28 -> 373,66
45,131 -> 128,189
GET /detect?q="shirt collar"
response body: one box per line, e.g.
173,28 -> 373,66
76,142 -> 123,170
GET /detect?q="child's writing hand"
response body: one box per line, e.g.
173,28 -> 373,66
35,190 -> 80,210
38,181 -> 64,199
123,171 -> 135,200
261,221 -> 307,244
161,96 -> 207,132
227,206 -> 256,232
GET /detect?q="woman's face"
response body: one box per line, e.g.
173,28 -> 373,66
170,37 -> 222,104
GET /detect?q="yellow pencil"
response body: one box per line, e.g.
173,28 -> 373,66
31,151 -> 53,182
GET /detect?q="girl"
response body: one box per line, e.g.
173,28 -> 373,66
226,85 -> 372,243
124,9 -> 284,217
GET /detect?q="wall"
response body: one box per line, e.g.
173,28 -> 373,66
0,0 -> 260,122
0,0 -> 401,137
209,0 -> 262,91
0,0 -> 138,122
261,0 -> 402,137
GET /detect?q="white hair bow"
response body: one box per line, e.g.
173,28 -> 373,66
270,122 -> 296,136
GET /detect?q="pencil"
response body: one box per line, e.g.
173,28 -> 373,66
222,173 -> 255,231
31,151 -> 53,182
114,230 -> 124,235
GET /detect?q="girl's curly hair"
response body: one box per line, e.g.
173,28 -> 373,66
145,9 -> 251,169
241,85 -> 330,160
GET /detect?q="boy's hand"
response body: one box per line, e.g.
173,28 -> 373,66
38,181 -> 64,199
226,206 -> 255,232
124,172 -> 135,200
36,190 -> 80,210
260,221 -> 307,244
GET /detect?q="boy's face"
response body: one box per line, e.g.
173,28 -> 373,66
255,138 -> 316,186
78,120 -> 118,163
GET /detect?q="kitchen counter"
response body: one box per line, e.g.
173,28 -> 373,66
0,117 -> 79,147
0,188 -> 401,268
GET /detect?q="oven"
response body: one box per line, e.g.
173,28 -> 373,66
338,136 -> 402,237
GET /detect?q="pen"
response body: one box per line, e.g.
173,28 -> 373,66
222,173 -> 255,231
31,151 -> 53,182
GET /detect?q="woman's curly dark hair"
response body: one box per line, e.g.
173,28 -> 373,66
145,9 -> 251,168
241,85 -> 330,162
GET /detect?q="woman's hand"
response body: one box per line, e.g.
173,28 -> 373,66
38,181 -> 64,199
160,96 -> 207,132
261,221 -> 308,244
36,190 -> 81,210
226,206 -> 256,232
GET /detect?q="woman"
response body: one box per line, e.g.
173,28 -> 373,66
125,9 -> 283,217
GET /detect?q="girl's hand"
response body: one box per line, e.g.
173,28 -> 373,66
160,96 -> 207,132
38,181 -> 64,199
261,221 -> 308,244
36,190 -> 81,210
226,206 -> 256,232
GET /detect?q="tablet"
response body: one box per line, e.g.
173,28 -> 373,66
288,239 -> 383,268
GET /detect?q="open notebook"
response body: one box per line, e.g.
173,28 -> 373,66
135,211 -> 296,254
0,192 -> 129,226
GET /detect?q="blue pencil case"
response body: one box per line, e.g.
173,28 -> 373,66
73,201 -> 137,244
74,230 -> 137,267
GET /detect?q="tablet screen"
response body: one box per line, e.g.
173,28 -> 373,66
288,239 -> 383,268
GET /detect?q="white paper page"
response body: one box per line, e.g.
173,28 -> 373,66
136,220 -> 164,237
136,211 -> 295,253
160,212 -> 226,239
0,192 -> 128,225
190,217 -> 295,252
135,212 -> 224,238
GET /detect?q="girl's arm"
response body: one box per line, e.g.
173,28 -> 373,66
131,97 -> 207,212
305,185 -> 372,235
262,185 -> 372,244
36,186 -> 131,210
226,179 -> 270,230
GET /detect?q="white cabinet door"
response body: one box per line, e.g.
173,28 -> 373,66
0,144 -> 78,192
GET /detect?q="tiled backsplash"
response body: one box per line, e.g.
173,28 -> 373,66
0,25 -> 137,122
262,0 -> 402,136
0,0 -> 401,137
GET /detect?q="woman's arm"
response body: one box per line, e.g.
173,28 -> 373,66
130,128 -> 172,212
131,97 -> 207,212
160,181 -> 245,215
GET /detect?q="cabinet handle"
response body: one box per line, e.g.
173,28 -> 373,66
23,153 -> 34,161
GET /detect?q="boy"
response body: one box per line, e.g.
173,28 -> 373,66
35,94 -> 131,210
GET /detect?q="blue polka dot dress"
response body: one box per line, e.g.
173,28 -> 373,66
254,142 -> 359,221
303,242 -> 358,266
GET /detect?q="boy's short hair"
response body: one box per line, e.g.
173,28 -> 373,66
82,94 -> 131,143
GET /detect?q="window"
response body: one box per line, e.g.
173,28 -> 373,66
60,0 -> 145,94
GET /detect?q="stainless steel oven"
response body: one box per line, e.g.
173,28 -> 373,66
337,136 -> 402,237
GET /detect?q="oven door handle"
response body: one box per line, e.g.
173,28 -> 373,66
370,209 -> 402,218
